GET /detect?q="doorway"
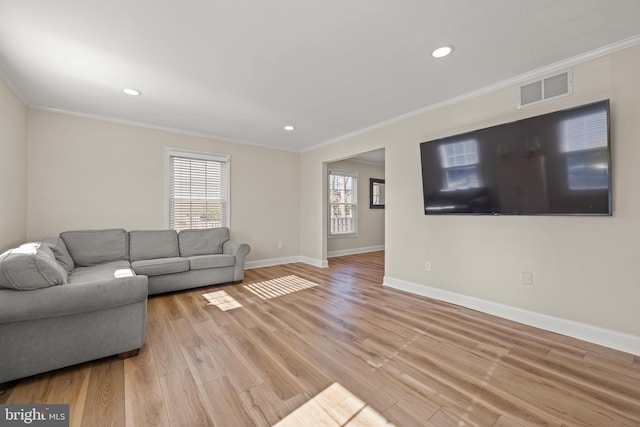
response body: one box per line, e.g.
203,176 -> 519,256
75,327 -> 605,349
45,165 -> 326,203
326,149 -> 385,260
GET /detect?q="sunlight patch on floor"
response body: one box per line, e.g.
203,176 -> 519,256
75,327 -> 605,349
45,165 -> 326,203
244,275 -> 318,300
274,382 -> 394,426
202,290 -> 242,311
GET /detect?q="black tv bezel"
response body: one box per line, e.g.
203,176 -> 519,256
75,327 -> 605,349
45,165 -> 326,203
419,99 -> 612,217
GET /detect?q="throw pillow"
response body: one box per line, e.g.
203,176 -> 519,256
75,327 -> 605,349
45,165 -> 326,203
42,236 -> 75,273
0,243 -> 68,290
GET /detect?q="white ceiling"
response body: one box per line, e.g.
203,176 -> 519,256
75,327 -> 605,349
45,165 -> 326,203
1,0 -> 640,152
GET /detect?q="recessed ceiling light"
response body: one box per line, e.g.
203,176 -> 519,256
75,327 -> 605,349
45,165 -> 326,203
122,88 -> 141,96
431,46 -> 454,58
284,125 -> 295,131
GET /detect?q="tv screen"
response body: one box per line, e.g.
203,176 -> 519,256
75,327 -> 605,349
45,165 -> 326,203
420,100 -> 611,215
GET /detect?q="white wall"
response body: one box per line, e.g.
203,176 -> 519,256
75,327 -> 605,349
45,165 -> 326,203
26,110 -> 300,262
326,159 -> 384,256
0,79 -> 27,251
301,44 -> 640,341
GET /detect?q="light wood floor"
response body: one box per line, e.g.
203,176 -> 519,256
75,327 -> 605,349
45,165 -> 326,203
2,251 -> 639,426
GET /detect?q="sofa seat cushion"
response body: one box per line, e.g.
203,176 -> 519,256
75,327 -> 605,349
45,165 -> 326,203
129,230 -> 179,261
131,257 -> 189,277
0,243 -> 68,290
188,254 -> 235,270
178,227 -> 230,257
61,229 -> 129,267
68,260 -> 132,284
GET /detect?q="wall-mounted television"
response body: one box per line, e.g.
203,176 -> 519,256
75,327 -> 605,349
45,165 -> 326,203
420,100 -> 611,216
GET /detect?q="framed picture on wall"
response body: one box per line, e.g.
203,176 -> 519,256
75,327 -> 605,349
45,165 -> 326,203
370,178 -> 385,209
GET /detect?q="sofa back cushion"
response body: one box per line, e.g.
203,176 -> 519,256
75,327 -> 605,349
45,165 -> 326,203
0,243 -> 68,290
129,230 -> 180,261
178,227 -> 230,257
61,229 -> 129,267
42,236 -> 75,273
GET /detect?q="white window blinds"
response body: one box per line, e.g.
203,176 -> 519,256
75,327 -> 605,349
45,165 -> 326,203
562,109 -> 608,152
167,150 -> 229,231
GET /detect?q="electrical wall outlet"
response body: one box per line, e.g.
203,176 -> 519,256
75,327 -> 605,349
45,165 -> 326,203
522,271 -> 533,285
425,261 -> 432,272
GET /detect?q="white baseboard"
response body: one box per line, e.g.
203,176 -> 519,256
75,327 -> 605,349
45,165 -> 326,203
383,276 -> 640,356
245,256 -> 328,269
246,245 -> 384,270
300,257 -> 329,268
327,245 -> 385,258
244,256 -> 304,269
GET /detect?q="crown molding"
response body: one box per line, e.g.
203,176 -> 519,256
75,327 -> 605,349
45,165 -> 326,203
304,34 -> 640,153
0,63 -> 28,106
28,104 -> 300,154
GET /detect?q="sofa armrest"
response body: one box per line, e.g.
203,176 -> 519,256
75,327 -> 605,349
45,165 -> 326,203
223,239 -> 251,281
222,239 -> 250,257
0,275 -> 148,324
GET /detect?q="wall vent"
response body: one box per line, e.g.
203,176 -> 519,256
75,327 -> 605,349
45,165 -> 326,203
518,69 -> 572,108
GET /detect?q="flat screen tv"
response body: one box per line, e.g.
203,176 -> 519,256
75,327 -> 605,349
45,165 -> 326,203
420,100 -> 611,216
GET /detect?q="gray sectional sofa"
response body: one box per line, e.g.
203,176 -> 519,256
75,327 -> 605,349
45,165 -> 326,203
0,227 -> 250,384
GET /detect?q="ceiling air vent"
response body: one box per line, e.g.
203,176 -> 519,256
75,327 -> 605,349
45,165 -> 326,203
518,69 -> 572,108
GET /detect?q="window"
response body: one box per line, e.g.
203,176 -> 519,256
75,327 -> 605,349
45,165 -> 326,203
328,170 -> 358,237
166,149 -> 229,231
439,139 -> 481,190
561,109 -> 609,190
561,109 -> 608,153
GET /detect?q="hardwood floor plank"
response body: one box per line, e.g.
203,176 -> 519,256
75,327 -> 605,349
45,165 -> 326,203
175,290 -> 214,324
492,414 -> 526,427
158,293 -> 190,321
5,373 -> 53,404
348,405 -> 394,426
380,355 -> 503,426
497,352 -> 640,425
487,364 -> 636,426
235,297 -> 288,333
582,350 -> 640,380
383,402 -> 434,427
274,398 -> 339,427
387,337 -> 564,426
427,405 -> 514,427
169,318 -> 225,386
200,289 -> 236,328
239,383 -> 310,426
373,367 -> 441,420
44,364 -> 91,427
158,370 -> 212,427
274,326 -> 397,412
145,294 -> 166,322
146,316 -> 189,377
224,297 -> 262,329
81,359 -> 125,427
198,376 -> 259,427
123,343 -> 170,427
3,364 -> 91,427
191,320 -> 264,392
425,338 -> 633,426
222,322 -> 306,400
546,349 -> 640,395
246,324 -> 334,393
